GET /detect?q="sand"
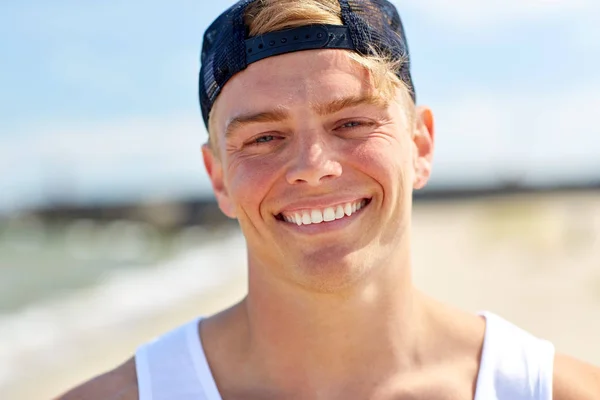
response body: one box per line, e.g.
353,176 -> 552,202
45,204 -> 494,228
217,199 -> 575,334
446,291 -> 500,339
4,192 -> 600,399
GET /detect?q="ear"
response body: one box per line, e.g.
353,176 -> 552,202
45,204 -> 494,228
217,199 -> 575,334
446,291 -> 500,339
201,143 -> 237,219
412,106 -> 435,190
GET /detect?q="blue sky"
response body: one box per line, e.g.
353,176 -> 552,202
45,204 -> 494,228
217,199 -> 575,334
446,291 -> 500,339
1,0 -> 599,212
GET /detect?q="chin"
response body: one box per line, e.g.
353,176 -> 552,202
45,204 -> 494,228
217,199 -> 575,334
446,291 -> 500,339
287,246 -> 376,293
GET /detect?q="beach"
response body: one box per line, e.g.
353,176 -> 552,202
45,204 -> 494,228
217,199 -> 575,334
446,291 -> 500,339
2,191 -> 599,399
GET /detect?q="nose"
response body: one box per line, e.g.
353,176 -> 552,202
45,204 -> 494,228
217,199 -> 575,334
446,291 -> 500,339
285,137 -> 342,186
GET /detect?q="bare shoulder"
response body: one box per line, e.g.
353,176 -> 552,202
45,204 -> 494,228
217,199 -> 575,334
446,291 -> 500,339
53,357 -> 139,400
553,352 -> 600,400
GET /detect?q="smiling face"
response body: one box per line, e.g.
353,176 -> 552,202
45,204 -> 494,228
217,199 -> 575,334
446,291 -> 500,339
203,49 -> 434,292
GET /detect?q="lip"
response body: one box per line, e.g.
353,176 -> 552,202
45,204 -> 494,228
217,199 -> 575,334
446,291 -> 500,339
275,196 -> 371,216
275,198 -> 371,234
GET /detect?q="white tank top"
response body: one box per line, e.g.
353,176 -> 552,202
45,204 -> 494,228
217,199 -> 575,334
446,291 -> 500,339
135,311 -> 555,400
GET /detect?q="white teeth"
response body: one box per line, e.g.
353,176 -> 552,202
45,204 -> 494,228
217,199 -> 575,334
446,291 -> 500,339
310,209 -> 324,224
302,212 -> 311,225
281,199 -> 368,225
344,203 -> 352,216
323,207 -> 336,222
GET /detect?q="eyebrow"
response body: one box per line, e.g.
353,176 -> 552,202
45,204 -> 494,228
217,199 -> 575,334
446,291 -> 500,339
224,94 -> 388,139
225,108 -> 289,139
313,93 -> 388,116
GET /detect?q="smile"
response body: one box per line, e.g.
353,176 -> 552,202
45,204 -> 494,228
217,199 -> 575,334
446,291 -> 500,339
276,198 -> 371,226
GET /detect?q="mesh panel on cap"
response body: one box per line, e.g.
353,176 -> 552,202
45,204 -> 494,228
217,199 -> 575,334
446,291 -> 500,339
340,0 -> 414,98
199,0 -> 415,129
199,0 -> 255,128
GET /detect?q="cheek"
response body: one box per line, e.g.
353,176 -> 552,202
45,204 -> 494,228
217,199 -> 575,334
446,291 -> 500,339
347,136 -> 414,185
225,154 -> 282,212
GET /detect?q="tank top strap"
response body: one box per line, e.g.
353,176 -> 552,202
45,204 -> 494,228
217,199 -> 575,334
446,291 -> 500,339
135,317 -> 222,400
474,311 -> 555,400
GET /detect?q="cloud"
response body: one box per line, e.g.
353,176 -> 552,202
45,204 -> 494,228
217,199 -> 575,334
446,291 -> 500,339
568,17 -> 600,52
430,80 -> 600,184
6,114 -> 206,161
0,113 -> 212,211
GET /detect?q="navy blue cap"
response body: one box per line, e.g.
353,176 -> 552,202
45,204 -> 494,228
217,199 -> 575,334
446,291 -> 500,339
199,0 -> 415,129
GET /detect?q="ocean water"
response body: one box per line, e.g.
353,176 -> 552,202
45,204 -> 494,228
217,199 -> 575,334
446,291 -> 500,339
0,220 -> 247,390
0,217 -> 239,313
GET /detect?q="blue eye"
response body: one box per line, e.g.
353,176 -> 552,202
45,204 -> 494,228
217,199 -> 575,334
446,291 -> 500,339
255,135 -> 275,143
340,121 -> 362,129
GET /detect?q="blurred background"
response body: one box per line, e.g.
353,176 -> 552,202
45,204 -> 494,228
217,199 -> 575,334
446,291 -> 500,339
1,0 -> 599,398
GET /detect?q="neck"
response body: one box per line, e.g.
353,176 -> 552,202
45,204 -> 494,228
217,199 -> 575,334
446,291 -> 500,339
240,246 -> 432,394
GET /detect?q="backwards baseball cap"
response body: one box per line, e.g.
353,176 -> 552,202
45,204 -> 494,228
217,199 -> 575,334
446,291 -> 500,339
199,0 -> 415,129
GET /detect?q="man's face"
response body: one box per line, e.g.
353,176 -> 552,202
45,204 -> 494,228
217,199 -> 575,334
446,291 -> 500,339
203,49 -> 434,292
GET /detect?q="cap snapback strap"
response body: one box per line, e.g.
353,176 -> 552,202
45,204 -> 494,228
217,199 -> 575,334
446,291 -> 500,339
245,24 -> 355,65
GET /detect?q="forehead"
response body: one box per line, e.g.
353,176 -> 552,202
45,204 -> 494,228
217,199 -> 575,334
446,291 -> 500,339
211,50 -> 376,131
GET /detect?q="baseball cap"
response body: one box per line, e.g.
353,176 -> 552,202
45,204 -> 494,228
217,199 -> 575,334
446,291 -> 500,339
199,0 -> 415,128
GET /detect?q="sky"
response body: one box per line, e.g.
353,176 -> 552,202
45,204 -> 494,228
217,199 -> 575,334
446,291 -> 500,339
1,0 -> 599,213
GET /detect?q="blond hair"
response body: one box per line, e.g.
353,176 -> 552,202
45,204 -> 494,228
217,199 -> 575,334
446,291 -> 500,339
208,0 -> 411,145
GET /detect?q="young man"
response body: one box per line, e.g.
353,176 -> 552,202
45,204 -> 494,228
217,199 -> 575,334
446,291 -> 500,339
59,0 -> 600,399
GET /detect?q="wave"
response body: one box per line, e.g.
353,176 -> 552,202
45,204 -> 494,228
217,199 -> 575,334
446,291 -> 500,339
0,231 -> 247,388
